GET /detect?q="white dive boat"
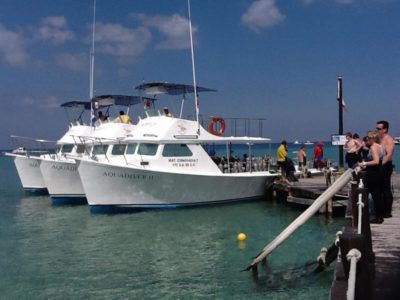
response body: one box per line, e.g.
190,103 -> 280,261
39,123 -> 92,204
6,101 -> 92,197
75,83 -> 278,212
38,95 -> 153,205
5,141 -> 52,193
394,136 -> 400,145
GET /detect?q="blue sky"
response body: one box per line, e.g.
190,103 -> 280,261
1,0 -> 399,149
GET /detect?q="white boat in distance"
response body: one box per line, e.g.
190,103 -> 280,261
5,141 -> 51,193
6,101 -> 93,196
75,83 -> 278,212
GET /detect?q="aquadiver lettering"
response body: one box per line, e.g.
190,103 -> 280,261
52,164 -> 77,171
103,171 -> 154,180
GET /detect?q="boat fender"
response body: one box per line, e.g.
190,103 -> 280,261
207,116 -> 225,136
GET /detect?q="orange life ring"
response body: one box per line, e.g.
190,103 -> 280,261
208,116 -> 225,136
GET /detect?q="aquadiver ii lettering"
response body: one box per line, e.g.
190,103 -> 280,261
103,171 -> 154,180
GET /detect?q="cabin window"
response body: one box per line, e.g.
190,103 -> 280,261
76,144 -> 85,154
61,144 -> 74,154
92,144 -> 109,155
126,143 -> 137,155
138,143 -> 158,156
162,144 -> 193,157
111,144 -> 127,155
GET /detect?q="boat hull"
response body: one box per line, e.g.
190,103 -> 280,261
8,154 -> 47,193
39,158 -> 86,205
78,160 -> 276,211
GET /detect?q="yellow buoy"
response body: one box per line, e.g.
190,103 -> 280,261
237,233 -> 247,241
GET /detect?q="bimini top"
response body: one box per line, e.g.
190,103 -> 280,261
135,82 -> 216,95
92,95 -> 156,107
61,101 -> 91,110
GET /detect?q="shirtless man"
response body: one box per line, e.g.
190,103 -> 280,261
376,120 -> 395,218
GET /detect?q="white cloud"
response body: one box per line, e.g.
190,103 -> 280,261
0,25 -> 30,67
94,22 -> 151,62
35,16 -> 75,45
55,52 -> 88,72
241,0 -> 286,32
135,14 -> 196,50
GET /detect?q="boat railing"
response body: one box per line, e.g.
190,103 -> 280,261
211,156 -> 277,173
187,114 -> 267,138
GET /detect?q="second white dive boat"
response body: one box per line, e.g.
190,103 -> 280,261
74,83 -> 278,212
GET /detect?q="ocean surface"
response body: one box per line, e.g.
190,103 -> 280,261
1,144 -> 398,299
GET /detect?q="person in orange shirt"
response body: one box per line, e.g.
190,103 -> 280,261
313,141 -> 324,169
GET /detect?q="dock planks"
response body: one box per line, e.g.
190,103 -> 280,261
370,173 -> 400,299
329,173 -> 400,300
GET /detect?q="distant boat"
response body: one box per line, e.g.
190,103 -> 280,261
304,140 -> 314,145
395,137 -> 400,145
293,140 -> 300,145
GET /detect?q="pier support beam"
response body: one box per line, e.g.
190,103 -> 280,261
339,231 -> 373,300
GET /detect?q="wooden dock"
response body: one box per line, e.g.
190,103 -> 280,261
329,173 -> 400,300
370,174 -> 400,299
273,172 -> 349,212
272,171 -> 400,299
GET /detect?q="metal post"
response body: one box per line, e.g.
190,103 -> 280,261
337,76 -> 344,169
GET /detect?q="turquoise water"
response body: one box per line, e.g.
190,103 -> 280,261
0,154 -> 349,299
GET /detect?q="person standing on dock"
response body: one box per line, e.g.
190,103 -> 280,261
344,132 -> 362,168
376,120 -> 395,218
297,145 -> 307,171
313,141 -> 324,169
359,130 -> 385,224
277,140 -> 288,178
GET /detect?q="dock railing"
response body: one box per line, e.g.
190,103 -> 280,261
335,170 -> 374,300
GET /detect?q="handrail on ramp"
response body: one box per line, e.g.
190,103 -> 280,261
244,167 -> 359,271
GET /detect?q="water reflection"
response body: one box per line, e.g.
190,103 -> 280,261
3,193 -> 348,299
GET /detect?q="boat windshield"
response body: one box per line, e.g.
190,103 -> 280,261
111,144 -> 127,155
92,144 -> 109,155
137,143 -> 158,156
61,144 -> 74,154
162,144 -> 192,157
126,143 -> 137,155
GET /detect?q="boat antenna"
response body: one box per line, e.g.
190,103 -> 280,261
187,0 -> 200,133
90,0 -> 96,126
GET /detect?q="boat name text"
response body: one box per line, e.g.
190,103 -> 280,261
103,171 -> 154,180
52,164 -> 77,172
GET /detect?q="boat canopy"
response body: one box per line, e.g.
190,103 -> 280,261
92,95 -> 156,107
61,101 -> 91,110
135,82 -> 216,95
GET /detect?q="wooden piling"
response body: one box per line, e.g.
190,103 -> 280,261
339,231 -> 373,300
